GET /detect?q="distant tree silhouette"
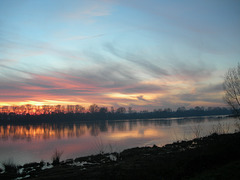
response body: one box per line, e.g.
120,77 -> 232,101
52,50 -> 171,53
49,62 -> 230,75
194,106 -> 204,111
128,107 -> 133,113
110,107 -> 115,114
163,108 -> 172,112
99,107 -> 108,113
223,63 -> 240,116
54,105 -> 62,113
89,104 -> 99,113
116,107 -> 126,114
177,106 -> 186,112
75,105 -> 85,113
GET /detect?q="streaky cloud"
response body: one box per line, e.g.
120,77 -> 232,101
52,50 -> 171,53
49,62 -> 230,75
104,42 -> 169,78
198,83 -> 223,93
123,84 -> 167,94
137,95 -> 150,102
171,61 -> 215,82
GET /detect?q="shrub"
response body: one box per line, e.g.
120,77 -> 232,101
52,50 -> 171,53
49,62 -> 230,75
52,149 -> 63,165
2,158 -> 18,174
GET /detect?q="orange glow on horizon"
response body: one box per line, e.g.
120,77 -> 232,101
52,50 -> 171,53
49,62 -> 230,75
0,103 -> 89,115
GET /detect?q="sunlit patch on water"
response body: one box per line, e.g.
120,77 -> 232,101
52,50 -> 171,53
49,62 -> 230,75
0,116 -> 238,165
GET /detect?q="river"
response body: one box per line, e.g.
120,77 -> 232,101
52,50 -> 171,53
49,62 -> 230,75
0,116 -> 238,165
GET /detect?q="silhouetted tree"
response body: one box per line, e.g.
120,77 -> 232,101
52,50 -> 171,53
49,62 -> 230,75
110,107 -> 115,114
55,105 -> 62,113
89,104 -> 99,113
163,108 -> 172,112
75,105 -> 85,113
154,109 -> 162,112
140,110 -> 148,113
67,105 -> 75,113
177,106 -> 186,112
99,107 -> 108,113
116,107 -> 126,114
128,107 -> 133,113
194,106 -> 204,111
223,63 -> 240,116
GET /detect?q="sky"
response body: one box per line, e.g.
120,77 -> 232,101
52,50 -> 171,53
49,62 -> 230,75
0,0 -> 240,110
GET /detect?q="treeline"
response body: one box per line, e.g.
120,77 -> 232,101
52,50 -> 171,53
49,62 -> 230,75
0,105 -> 232,124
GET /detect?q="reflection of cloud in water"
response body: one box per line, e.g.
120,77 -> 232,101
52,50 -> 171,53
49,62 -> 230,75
107,129 -> 164,140
0,117 -> 236,165
0,124 -> 87,141
0,117 -> 227,141
138,129 -> 144,135
0,121 -> 167,141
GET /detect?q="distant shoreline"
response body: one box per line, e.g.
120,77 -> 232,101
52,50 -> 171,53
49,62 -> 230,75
0,109 -> 233,125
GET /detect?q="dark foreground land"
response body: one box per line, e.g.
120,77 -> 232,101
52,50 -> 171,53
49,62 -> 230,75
1,132 -> 240,180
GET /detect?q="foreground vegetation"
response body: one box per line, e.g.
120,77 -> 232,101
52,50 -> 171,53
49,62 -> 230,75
1,132 -> 240,180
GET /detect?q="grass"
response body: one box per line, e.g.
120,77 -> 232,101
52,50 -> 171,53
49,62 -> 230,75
94,136 -> 105,155
234,120 -> 240,132
52,149 -> 63,165
93,136 -> 119,155
1,158 -> 18,174
209,122 -> 230,135
191,124 -> 203,139
172,121 -> 234,144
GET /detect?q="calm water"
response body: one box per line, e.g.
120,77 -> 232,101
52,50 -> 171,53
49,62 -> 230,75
0,116 -> 238,165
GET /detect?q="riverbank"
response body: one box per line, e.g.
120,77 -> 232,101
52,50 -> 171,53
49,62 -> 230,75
1,132 -> 240,180
0,108 -> 232,125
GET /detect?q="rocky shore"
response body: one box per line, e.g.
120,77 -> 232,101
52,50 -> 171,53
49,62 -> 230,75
1,132 -> 240,180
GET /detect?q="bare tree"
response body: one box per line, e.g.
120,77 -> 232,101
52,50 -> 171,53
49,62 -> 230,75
75,105 -> 85,113
89,104 -> 99,113
99,107 -> 108,113
116,107 -> 126,114
223,63 -> 240,116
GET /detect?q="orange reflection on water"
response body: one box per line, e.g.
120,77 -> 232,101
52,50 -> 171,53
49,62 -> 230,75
0,124 -> 87,140
108,129 -> 164,140
0,121 -> 166,142
0,120 -> 171,144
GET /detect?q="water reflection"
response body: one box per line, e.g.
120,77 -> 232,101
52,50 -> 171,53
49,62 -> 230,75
0,119 -> 173,141
0,117 -> 231,141
0,116 -> 236,165
0,124 -> 87,141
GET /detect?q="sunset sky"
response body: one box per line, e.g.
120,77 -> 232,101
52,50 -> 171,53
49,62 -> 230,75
0,0 -> 240,110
